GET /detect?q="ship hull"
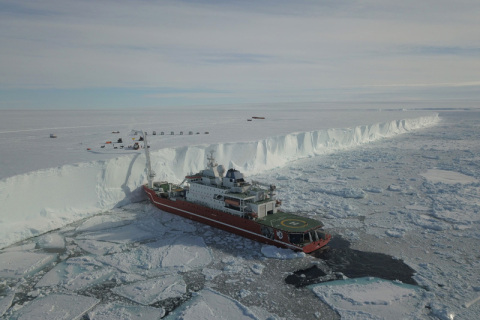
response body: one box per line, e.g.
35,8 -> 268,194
144,185 -> 330,253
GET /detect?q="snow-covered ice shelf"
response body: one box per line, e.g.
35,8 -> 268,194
0,109 -> 438,249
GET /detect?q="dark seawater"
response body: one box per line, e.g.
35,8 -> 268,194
286,236 -> 417,287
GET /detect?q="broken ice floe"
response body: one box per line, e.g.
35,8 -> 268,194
0,290 -> 15,317
420,169 -> 478,185
35,256 -> 115,291
112,274 -> 186,305
97,235 -> 212,275
74,239 -> 126,255
0,251 -> 56,279
88,303 -> 165,320
311,277 -> 426,320
312,186 -> 366,199
165,288 -> 257,320
75,223 -> 162,244
250,263 -> 265,275
385,229 -> 405,238
387,184 -> 403,192
202,268 -> 223,281
428,301 -> 456,320
364,186 -> 383,193
75,212 -> 136,233
408,213 -> 451,231
261,245 -> 305,259
10,293 -> 99,320
36,232 -> 65,249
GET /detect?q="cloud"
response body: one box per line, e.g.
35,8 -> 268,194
1,0 -> 479,108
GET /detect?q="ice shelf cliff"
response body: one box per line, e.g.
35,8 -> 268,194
0,114 -> 439,248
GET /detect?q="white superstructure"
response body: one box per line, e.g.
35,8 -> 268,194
184,151 -> 278,219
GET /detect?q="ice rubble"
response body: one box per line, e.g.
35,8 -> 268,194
0,114 -> 439,249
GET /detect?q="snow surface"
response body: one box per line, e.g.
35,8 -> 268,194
1,106 -> 480,319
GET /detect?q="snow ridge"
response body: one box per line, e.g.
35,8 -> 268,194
0,114 -> 439,248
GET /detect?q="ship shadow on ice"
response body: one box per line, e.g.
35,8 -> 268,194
285,235 -> 417,287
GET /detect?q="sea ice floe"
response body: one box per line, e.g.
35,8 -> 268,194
112,274 -> 186,305
312,186 -> 366,199
74,239 -> 126,255
1,243 -> 36,252
261,245 -> 306,259
202,268 -> 223,281
387,184 -> 403,192
429,301 -> 455,320
405,204 -> 430,211
0,251 -> 56,279
250,263 -> 265,275
238,289 -> 251,299
164,216 -> 197,232
221,256 -> 246,274
311,277 -> 426,320
88,303 -> 165,320
431,209 -> 480,225
165,288 -> 258,320
0,290 -> 15,317
408,213 -> 451,231
36,256 -> 115,291
97,235 -> 212,276
385,229 -> 405,238
75,212 -> 136,233
420,169 -> 478,184
364,186 -> 383,193
76,223 -> 163,244
36,232 -> 65,249
10,293 -> 99,320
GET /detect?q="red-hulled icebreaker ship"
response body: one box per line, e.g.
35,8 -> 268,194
139,131 -> 331,253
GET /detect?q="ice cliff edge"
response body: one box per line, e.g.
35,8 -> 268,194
0,114 -> 439,248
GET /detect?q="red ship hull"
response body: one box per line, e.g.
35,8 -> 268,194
144,185 -> 330,253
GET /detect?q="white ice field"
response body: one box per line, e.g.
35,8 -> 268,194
0,106 -> 479,319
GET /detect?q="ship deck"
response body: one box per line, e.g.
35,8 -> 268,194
257,211 -> 324,233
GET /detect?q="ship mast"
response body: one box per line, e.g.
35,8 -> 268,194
132,130 -> 156,188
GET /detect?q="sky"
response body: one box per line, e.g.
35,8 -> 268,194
1,0 -> 480,109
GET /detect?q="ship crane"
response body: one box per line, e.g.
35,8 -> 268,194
251,180 -> 276,199
131,130 -> 156,189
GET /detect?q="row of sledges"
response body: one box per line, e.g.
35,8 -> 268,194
151,131 -> 209,136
